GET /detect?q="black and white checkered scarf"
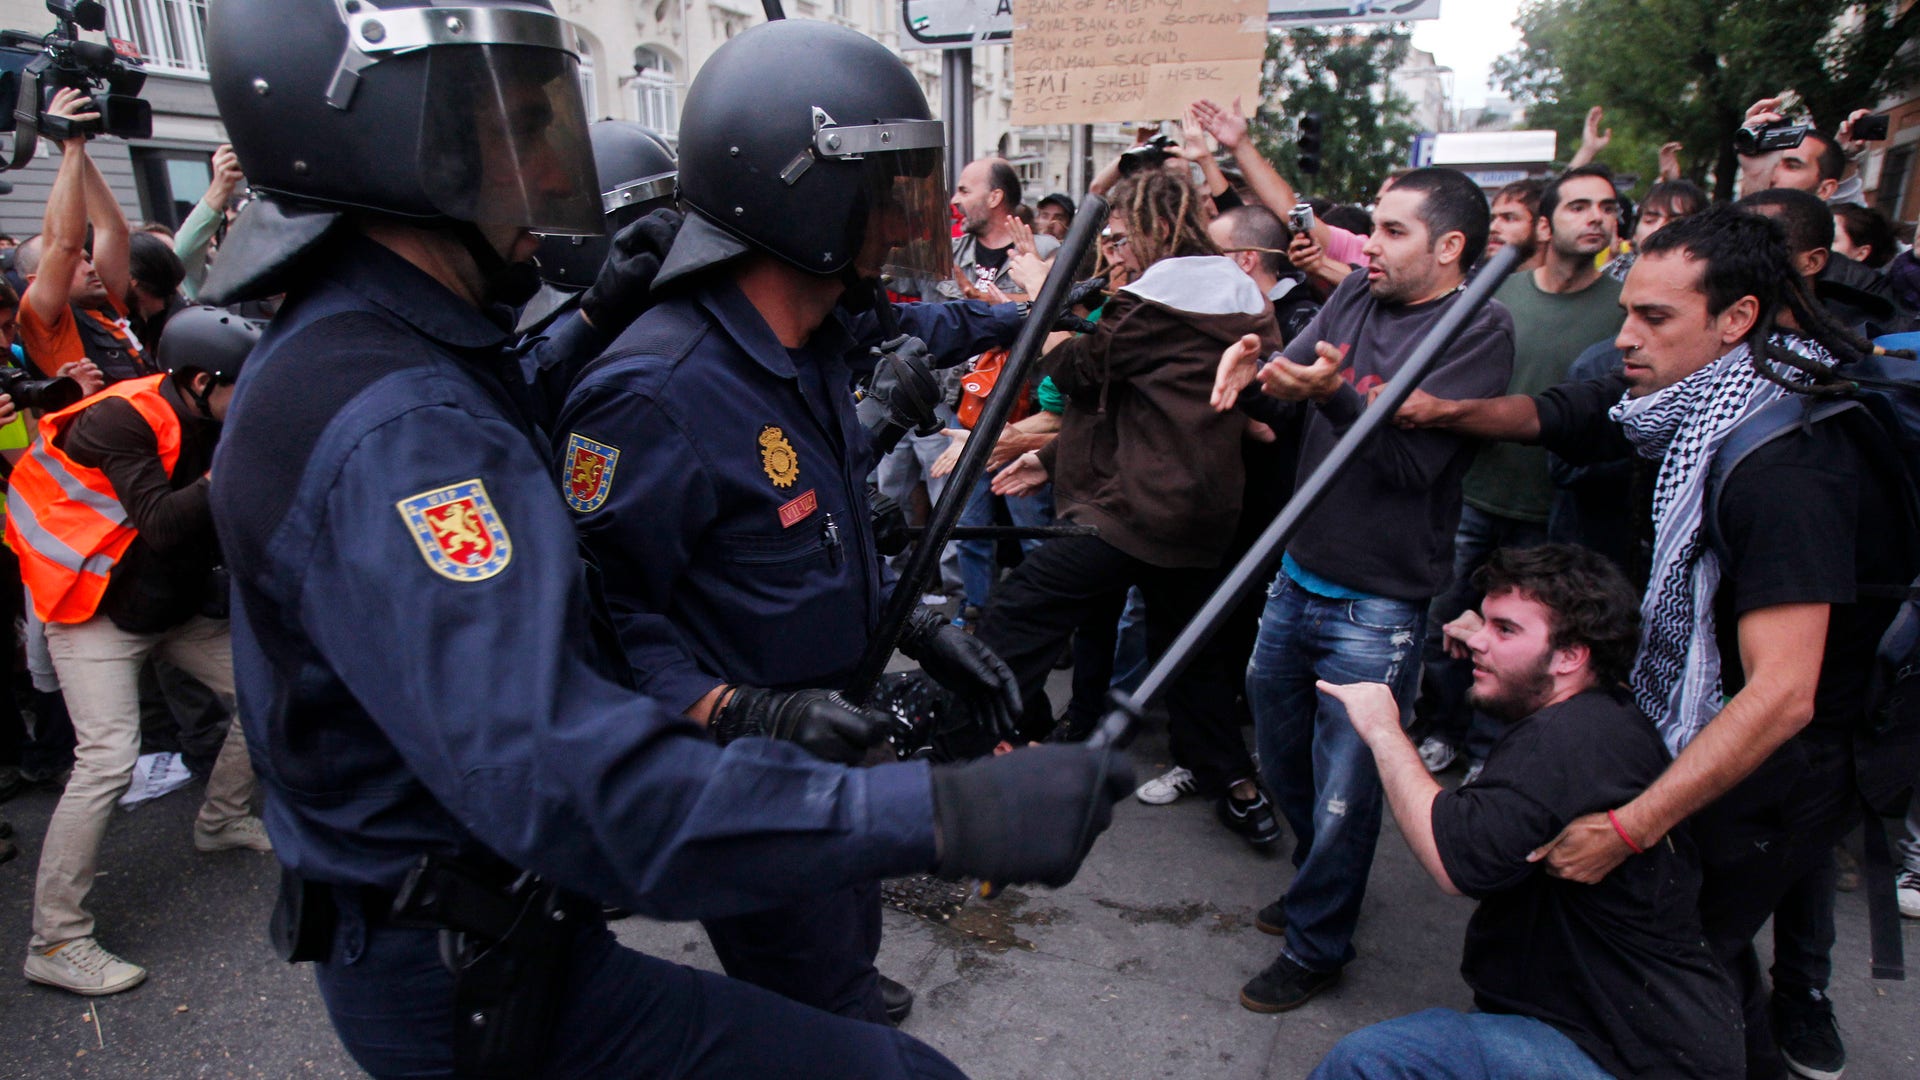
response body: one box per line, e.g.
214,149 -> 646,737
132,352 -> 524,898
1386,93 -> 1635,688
1609,334 -> 1831,754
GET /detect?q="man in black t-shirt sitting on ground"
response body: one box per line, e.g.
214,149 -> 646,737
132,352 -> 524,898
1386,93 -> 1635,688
1312,544 -> 1742,1080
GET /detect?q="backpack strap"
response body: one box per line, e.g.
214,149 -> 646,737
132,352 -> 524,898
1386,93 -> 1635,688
1702,396 -> 1861,565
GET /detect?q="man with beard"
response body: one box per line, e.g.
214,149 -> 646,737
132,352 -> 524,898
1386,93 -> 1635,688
944,157 -> 1060,298
1312,544 -> 1742,1080
1483,178 -> 1544,275
1418,166 -> 1625,781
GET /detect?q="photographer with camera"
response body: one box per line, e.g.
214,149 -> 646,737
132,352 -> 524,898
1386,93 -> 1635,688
11,304 -> 269,996
1734,96 -> 1885,209
16,87 -> 145,386
175,143 -> 245,302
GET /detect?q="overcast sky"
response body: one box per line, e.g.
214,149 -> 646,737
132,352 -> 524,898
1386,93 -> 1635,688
1409,0 -> 1525,110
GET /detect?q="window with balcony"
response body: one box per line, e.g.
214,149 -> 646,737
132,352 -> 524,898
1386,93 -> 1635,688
631,46 -> 679,136
107,0 -> 209,78
574,30 -> 598,119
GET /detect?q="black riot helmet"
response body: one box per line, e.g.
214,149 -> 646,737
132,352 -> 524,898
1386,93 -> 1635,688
534,121 -> 678,289
203,0 -> 602,302
657,19 -> 952,289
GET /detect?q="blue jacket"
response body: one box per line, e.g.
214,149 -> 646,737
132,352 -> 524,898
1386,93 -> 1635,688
210,236 -> 936,917
556,282 -> 1017,709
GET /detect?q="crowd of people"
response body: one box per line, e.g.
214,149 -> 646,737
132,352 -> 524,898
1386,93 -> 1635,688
0,3 -> 1916,1079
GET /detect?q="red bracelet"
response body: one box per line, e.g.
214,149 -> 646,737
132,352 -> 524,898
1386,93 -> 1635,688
1607,809 -> 1646,855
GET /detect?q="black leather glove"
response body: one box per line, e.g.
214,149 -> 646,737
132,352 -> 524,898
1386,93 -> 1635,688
929,744 -> 1134,887
709,686 -> 891,765
857,336 -> 942,459
869,485 -> 910,558
579,208 -> 683,338
899,609 -> 1022,739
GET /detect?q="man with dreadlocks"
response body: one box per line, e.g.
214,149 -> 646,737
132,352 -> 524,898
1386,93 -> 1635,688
983,166 -> 1283,841
1397,204 -> 1918,1080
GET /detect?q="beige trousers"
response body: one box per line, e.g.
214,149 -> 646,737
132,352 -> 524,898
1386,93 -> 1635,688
30,615 -> 254,949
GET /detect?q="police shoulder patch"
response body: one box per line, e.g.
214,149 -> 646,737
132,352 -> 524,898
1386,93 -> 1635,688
396,479 -> 513,582
563,432 -> 620,513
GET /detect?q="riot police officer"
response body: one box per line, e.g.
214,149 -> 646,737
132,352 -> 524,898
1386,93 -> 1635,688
555,18 -> 1029,1027
200,2 -> 1130,1077
515,120 -> 681,427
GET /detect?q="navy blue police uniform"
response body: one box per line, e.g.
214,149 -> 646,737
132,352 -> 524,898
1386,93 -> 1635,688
555,280 -> 1018,1020
210,233 -> 970,1080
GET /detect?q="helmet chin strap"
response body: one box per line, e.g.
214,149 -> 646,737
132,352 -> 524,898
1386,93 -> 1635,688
178,372 -> 221,423
454,222 -> 542,309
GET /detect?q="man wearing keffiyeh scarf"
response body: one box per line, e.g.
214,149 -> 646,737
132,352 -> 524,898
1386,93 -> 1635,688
1393,204 -> 1917,1080
1611,332 -> 1831,756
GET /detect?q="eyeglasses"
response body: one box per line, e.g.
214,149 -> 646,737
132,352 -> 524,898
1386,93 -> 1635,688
1099,231 -> 1130,250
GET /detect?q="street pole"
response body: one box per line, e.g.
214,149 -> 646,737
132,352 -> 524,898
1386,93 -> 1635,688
942,47 -> 974,192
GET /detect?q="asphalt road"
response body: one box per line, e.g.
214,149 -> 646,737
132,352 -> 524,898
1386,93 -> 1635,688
2,713 -> 1915,1079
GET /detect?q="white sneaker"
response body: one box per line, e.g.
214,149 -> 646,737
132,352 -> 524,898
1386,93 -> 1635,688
1417,737 -> 1458,773
1136,766 -> 1198,805
24,937 -> 147,996
194,815 -> 273,853
1899,869 -> 1920,919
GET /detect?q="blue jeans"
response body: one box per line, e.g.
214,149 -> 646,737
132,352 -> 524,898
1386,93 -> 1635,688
956,473 -> 1053,613
1248,573 -> 1424,971
1310,1009 -> 1616,1080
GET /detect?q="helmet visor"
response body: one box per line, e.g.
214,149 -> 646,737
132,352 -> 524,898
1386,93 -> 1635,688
418,44 -> 602,236
858,148 -> 953,287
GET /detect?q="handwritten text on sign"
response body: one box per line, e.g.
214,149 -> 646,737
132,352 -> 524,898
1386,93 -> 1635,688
1012,0 -> 1267,125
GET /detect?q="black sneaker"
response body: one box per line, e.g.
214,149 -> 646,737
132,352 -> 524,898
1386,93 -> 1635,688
879,975 -> 914,1026
1216,790 -> 1281,848
1254,898 -> 1286,936
1240,952 -> 1338,1013
1773,988 -> 1846,1080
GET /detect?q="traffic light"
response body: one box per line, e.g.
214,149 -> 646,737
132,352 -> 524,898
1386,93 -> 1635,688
1298,111 -> 1322,175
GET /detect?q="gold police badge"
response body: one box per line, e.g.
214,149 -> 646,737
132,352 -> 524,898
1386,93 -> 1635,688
759,425 -> 799,488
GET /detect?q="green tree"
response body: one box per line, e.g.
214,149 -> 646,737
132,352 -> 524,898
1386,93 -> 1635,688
1493,0 -> 1920,202
1252,25 -> 1420,204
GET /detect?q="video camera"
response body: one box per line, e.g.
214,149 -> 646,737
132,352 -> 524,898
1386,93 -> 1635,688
0,1 -> 150,170
1117,133 -> 1178,178
1732,120 -> 1810,157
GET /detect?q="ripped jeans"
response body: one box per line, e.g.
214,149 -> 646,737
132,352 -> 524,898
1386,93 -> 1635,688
1247,573 -> 1424,972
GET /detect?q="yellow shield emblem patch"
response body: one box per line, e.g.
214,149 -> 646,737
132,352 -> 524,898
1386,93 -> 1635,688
759,425 -> 799,489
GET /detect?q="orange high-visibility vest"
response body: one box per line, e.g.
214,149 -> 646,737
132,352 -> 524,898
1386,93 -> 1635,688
6,375 -> 183,624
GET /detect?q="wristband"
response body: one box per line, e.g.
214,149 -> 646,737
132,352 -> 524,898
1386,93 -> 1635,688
1607,809 -> 1645,855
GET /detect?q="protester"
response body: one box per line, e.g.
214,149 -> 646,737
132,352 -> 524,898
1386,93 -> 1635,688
1213,166 -> 1515,1011
945,156 -> 1061,299
1035,192 -> 1075,241
1830,203 -> 1895,270
1313,544 -> 1742,1080
1209,204 -> 1319,342
981,165 -> 1283,848
1484,178 -> 1545,274
1603,179 -> 1706,282
1739,187 -> 1915,336
1419,166 -> 1624,781
1397,205 -> 1917,1080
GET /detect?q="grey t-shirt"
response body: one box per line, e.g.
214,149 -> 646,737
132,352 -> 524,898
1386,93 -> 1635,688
1273,269 -> 1516,601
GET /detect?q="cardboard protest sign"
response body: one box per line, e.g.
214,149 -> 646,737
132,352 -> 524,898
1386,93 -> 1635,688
1012,0 -> 1267,124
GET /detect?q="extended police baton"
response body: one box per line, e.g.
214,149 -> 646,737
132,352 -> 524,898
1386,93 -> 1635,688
1104,243 -> 1522,719
906,523 -> 1099,541
845,195 -> 1110,705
